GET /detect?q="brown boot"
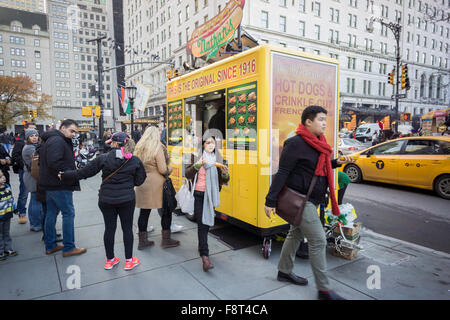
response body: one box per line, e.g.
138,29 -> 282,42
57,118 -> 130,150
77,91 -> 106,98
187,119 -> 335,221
201,256 -> 214,272
138,231 -> 154,250
161,229 -> 180,248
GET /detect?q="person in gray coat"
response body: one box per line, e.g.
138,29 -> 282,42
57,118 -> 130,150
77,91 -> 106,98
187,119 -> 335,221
22,129 -> 44,232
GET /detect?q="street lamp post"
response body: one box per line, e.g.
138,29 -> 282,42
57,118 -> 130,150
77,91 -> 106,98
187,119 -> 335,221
87,35 -> 107,151
126,85 -> 137,138
368,17 -> 402,133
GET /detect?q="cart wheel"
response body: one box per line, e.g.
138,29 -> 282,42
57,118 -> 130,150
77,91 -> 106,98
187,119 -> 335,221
262,238 -> 272,259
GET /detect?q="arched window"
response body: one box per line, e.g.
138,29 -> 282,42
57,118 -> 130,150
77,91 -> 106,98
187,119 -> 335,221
10,21 -> 23,32
32,25 -> 41,35
420,74 -> 426,98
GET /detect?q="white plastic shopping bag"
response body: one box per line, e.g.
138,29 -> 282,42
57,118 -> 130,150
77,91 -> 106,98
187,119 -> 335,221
175,175 -> 196,214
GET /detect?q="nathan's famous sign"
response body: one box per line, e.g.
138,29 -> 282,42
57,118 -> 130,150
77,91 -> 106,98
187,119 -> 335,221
186,0 -> 245,61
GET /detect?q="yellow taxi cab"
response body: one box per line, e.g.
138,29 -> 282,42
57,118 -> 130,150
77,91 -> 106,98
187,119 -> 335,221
342,136 -> 450,199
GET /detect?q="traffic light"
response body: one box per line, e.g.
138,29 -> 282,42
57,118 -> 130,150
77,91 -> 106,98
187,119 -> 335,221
400,113 -> 411,121
400,64 -> 411,90
28,110 -> 33,118
388,68 -> 395,85
166,69 -> 181,81
95,106 -> 101,118
81,106 -> 93,117
32,110 -> 37,118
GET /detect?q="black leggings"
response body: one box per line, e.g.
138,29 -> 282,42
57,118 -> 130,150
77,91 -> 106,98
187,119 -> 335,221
137,208 -> 172,232
99,200 -> 135,260
194,191 -> 210,257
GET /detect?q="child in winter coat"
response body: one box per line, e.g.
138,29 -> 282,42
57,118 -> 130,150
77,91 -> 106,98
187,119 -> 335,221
0,171 -> 18,261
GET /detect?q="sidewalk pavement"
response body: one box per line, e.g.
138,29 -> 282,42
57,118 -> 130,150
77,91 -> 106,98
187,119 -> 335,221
1,173 -> 449,300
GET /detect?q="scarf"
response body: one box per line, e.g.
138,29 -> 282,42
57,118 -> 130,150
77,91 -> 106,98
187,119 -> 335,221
201,150 -> 220,226
296,124 -> 340,216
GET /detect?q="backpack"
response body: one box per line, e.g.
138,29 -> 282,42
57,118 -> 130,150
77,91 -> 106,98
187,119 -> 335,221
30,152 -> 40,180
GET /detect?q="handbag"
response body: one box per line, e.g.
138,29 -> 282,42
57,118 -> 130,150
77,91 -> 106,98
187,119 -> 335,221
175,174 -> 197,214
276,175 -> 318,227
162,167 -> 177,215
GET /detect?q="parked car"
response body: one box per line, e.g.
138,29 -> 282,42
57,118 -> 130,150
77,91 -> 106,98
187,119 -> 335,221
338,138 -> 366,156
343,136 -> 450,199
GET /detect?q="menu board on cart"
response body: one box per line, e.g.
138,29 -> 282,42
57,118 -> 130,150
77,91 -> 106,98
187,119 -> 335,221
167,100 -> 183,146
421,118 -> 433,136
226,81 -> 257,150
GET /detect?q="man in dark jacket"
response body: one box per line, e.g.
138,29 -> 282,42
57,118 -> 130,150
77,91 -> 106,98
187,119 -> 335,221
265,106 -> 355,300
11,122 -> 37,224
39,119 -> 86,258
132,125 -> 142,143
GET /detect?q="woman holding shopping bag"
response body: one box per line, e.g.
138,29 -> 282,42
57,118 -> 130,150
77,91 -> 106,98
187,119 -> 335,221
134,126 -> 180,249
60,132 -> 146,271
185,135 -> 230,272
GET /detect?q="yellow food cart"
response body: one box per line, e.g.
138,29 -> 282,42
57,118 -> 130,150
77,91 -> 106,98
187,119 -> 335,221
166,45 -> 340,258
421,108 -> 450,136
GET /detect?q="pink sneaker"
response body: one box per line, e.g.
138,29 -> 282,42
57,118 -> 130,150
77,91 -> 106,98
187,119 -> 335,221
124,257 -> 140,271
104,257 -> 120,270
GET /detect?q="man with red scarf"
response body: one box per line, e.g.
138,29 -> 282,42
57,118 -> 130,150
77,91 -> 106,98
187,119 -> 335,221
265,106 -> 355,300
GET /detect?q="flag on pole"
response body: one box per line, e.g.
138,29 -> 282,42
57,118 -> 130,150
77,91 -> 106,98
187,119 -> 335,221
134,81 -> 151,112
122,87 -> 132,115
117,87 -> 124,109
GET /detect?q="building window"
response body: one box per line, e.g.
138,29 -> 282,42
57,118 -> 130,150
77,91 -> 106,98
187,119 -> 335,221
330,8 -> 340,23
312,2 -> 321,17
261,11 -> 269,29
35,62 -> 41,69
299,0 -> 305,12
348,14 -> 357,28
329,30 -> 339,44
314,25 -> 320,40
279,16 -> 286,32
299,21 -> 305,37
185,5 -> 190,20
347,57 -> 356,70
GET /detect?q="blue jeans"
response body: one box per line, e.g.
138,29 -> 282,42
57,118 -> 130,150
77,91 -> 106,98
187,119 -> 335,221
17,169 -> 28,217
44,190 -> 76,253
28,192 -> 44,230
2,144 -> 11,154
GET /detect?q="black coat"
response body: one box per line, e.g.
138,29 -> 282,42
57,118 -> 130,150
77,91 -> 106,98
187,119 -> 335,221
38,130 -> 80,191
62,149 -> 146,204
265,135 -> 341,207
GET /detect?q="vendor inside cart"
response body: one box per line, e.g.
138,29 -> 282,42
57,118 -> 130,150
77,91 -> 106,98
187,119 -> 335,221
184,90 -> 226,149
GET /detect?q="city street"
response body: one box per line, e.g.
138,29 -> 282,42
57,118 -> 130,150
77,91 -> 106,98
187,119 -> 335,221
345,181 -> 450,254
